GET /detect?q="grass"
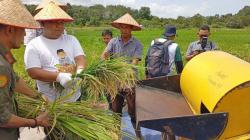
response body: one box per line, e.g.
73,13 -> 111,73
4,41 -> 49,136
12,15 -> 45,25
12,27 -> 250,84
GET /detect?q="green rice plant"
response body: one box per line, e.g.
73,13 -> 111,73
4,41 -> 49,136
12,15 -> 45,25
75,58 -> 137,100
17,94 -> 121,140
17,58 -> 138,139
53,58 -> 138,101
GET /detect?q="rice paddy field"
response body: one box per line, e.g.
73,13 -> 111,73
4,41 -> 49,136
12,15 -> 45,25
13,27 -> 250,86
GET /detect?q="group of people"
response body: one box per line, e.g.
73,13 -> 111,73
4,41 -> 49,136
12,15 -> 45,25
99,13 -> 217,140
101,24 -> 217,79
0,0 -> 218,139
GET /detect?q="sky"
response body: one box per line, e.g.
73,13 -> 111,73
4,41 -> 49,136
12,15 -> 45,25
21,0 -> 250,18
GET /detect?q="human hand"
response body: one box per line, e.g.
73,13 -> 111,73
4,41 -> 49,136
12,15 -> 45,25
76,68 -> 84,75
56,73 -> 72,88
193,50 -> 201,56
36,112 -> 50,127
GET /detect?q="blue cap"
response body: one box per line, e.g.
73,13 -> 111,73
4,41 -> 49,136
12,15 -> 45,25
163,25 -> 176,37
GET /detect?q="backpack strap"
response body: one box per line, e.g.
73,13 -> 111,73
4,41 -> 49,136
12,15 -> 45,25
162,40 -> 173,65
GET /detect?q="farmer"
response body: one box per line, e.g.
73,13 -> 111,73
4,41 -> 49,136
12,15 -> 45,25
185,25 -> 217,61
145,25 -> 183,78
0,0 -> 50,139
24,0 -> 67,47
24,2 -> 86,102
102,29 -> 113,45
101,13 -> 143,139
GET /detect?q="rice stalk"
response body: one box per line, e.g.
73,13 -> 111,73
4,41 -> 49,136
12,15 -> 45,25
17,95 -> 121,140
52,58 -> 138,101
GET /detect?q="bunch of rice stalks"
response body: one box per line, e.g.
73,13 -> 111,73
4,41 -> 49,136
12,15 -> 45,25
55,58 -> 137,101
18,58 -> 138,139
17,95 -> 121,140
75,58 -> 137,100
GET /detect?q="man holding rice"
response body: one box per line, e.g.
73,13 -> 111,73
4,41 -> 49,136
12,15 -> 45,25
24,2 -> 86,102
0,0 -> 50,139
101,13 -> 143,139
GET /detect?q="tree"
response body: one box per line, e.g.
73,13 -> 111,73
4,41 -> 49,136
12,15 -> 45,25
190,14 -> 205,28
138,7 -> 152,20
226,17 -> 244,29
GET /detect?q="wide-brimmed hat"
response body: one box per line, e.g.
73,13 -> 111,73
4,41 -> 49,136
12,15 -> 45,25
34,2 -> 73,22
35,0 -> 66,12
0,0 -> 39,29
163,25 -> 176,37
111,13 -> 141,31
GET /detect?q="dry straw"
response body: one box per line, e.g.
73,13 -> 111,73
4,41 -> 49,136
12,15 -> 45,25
0,0 -> 39,28
111,13 -> 141,31
34,1 -> 73,22
35,0 -> 66,12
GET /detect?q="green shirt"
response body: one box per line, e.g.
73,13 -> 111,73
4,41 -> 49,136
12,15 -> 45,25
175,46 -> 182,62
0,45 -> 19,140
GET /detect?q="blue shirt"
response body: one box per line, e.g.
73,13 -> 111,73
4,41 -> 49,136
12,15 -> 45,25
186,40 -> 217,57
105,36 -> 143,62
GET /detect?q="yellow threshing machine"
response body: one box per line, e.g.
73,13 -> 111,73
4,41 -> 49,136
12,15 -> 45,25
136,51 -> 250,140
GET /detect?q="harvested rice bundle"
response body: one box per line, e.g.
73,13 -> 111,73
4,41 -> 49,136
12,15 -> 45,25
17,94 -> 121,140
54,58 -> 137,101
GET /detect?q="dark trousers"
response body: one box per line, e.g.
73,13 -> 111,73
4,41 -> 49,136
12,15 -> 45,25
111,87 -> 136,123
112,87 -> 142,139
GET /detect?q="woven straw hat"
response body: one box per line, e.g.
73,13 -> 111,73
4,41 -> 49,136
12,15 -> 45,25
0,0 -> 39,28
111,13 -> 141,31
34,2 -> 73,22
35,0 -> 66,12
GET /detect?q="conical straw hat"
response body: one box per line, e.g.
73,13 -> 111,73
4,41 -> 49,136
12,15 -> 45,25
0,0 -> 40,29
111,13 -> 141,31
35,0 -> 66,12
34,2 -> 73,22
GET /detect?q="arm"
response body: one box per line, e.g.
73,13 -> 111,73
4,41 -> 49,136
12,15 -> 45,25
74,55 -> 87,70
24,43 -> 58,82
185,43 -> 198,61
175,47 -> 184,74
27,68 -> 71,88
27,68 -> 58,82
101,39 -> 113,60
1,113 -> 49,128
14,78 -> 38,98
0,69 -> 50,128
101,51 -> 110,60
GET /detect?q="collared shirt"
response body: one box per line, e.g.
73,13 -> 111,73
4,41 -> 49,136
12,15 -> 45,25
105,36 -> 143,77
0,44 -> 19,140
186,40 -> 217,56
105,36 -> 143,62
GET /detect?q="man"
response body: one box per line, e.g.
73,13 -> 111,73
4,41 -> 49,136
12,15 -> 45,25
24,2 -> 86,102
102,29 -> 113,45
185,25 -> 217,61
145,25 -> 183,78
0,0 -> 50,139
101,13 -> 143,139
24,0 -> 67,47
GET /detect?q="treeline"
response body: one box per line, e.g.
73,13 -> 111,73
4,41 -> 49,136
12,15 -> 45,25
25,4 -> 250,29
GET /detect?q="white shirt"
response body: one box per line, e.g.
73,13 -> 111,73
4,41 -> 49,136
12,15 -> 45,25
24,34 -> 85,102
